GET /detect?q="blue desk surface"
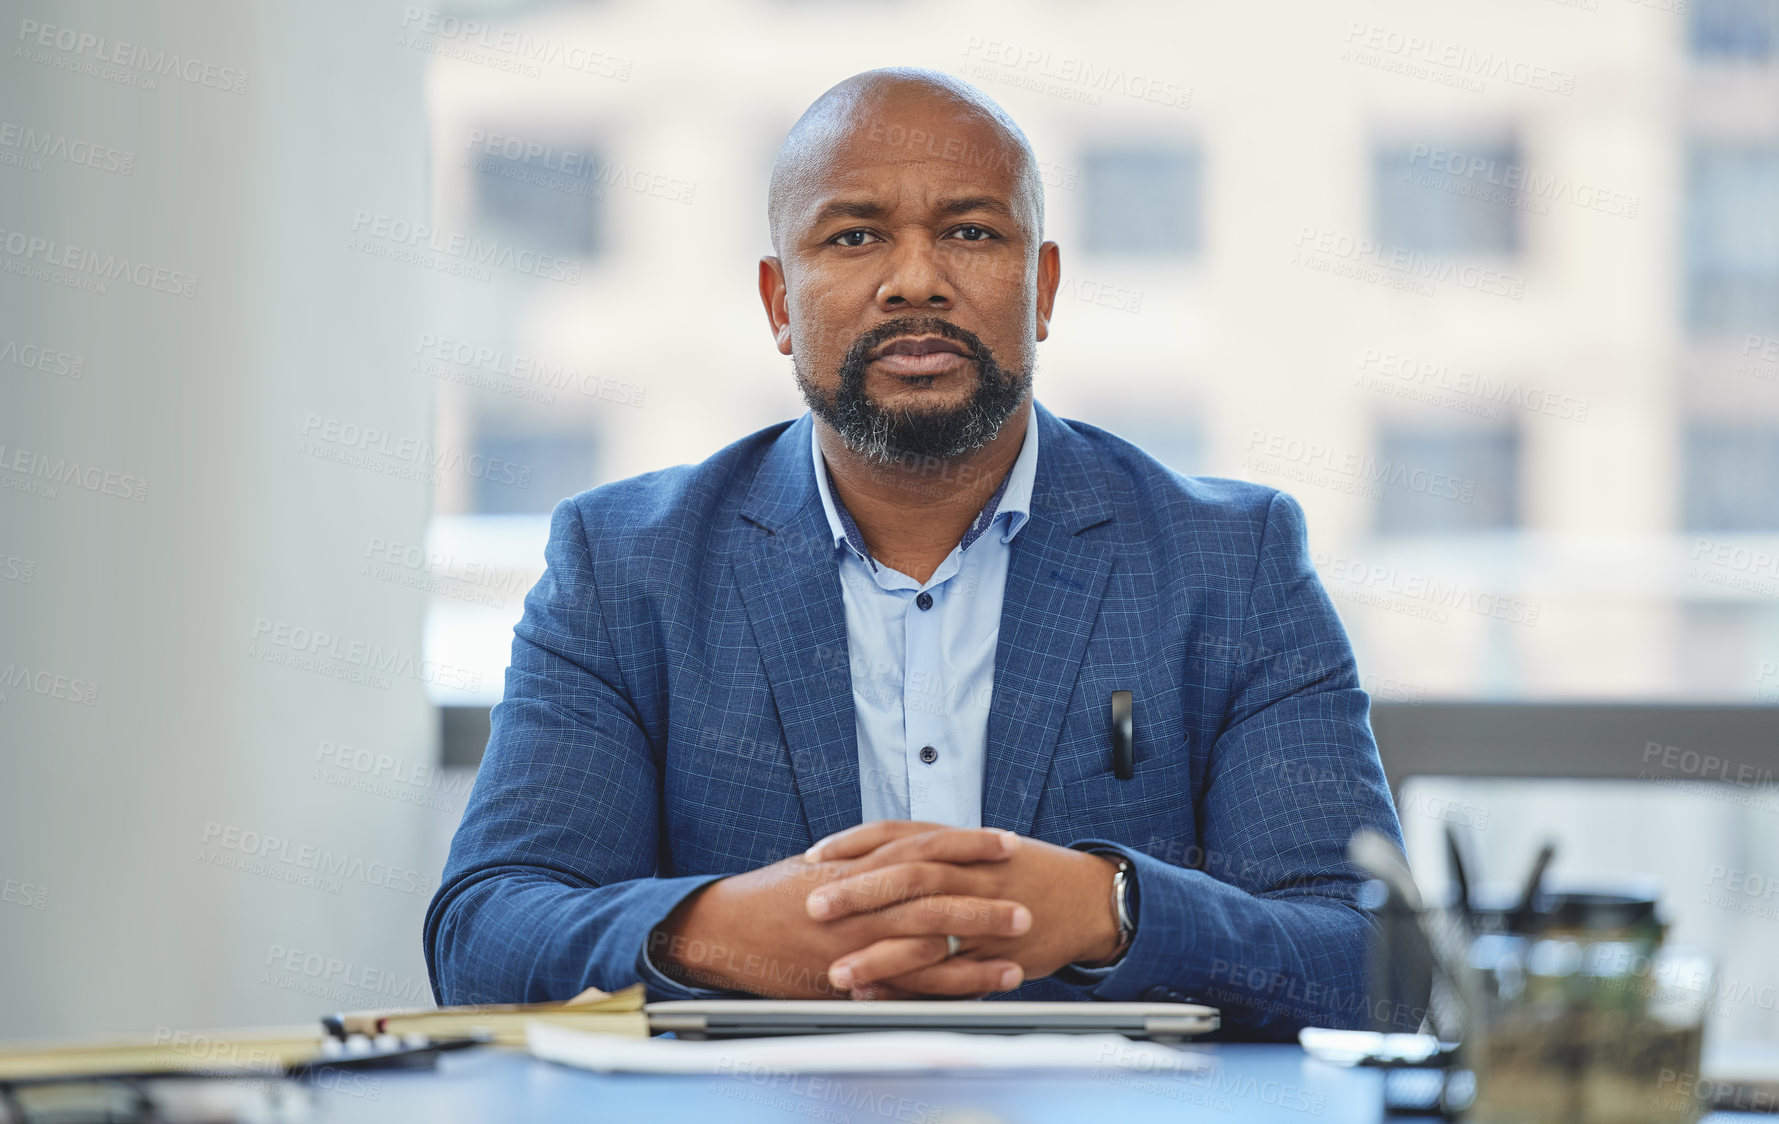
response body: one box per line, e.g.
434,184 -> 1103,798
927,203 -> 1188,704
301,1044 -> 1766,1123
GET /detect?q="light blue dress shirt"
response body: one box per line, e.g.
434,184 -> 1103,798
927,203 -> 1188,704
811,406 -> 1039,829
639,405 -> 1116,994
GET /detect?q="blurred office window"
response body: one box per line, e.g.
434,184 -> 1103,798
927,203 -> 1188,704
1079,146 -> 1203,257
1681,424 -> 1779,530
1689,0 -> 1779,60
1686,146 -> 1779,336
1372,141 -> 1523,257
1375,426 -> 1520,535
1100,416 -> 1203,476
472,427 -> 600,515
1676,602 -> 1779,696
468,141 -> 605,258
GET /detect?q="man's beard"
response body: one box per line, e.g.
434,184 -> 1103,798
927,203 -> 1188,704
794,316 -> 1031,466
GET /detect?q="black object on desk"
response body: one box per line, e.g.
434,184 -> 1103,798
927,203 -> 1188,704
1110,690 -> 1133,779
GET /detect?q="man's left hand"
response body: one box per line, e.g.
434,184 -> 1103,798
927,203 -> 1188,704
803,820 -> 1126,998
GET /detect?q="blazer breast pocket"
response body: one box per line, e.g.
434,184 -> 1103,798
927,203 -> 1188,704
1059,760 -> 1196,854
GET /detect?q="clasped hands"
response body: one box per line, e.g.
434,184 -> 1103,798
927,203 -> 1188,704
650,820 -> 1126,999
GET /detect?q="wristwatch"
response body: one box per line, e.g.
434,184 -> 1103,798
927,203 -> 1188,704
1103,853 -> 1138,957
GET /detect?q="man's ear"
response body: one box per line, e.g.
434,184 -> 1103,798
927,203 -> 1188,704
1034,241 -> 1061,343
759,256 -> 793,356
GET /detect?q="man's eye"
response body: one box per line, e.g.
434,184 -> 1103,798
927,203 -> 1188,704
951,225 -> 994,241
833,230 -> 875,247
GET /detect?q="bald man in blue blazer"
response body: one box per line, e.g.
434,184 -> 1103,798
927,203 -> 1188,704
425,68 -> 1402,1040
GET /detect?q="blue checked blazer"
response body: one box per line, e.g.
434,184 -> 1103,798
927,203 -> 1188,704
424,402 -> 1404,1038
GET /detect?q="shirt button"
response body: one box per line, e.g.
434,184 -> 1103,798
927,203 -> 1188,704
915,591 -> 934,611
919,745 -> 938,764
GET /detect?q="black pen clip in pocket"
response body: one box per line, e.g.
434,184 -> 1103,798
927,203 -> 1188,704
1110,689 -> 1134,780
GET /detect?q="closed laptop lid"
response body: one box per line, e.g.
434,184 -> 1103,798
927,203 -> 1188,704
646,999 -> 1218,1041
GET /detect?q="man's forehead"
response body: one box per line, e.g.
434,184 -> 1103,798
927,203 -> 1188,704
833,104 -> 1020,175
789,113 -> 1025,222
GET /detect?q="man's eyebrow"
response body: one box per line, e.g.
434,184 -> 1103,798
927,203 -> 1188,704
934,195 -> 1012,219
810,199 -> 886,225
808,195 -> 1014,227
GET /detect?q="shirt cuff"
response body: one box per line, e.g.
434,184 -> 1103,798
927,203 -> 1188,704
635,926 -> 741,999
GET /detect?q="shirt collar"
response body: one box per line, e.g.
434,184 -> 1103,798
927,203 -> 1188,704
810,404 -> 1040,571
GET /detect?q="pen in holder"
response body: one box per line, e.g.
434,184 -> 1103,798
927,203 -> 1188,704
1348,827 -> 1714,1122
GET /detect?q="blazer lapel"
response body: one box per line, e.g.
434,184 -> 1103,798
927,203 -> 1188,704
982,405 -> 1117,836
732,416 -> 862,846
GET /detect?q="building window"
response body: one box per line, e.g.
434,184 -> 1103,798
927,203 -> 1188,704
1690,0 -> 1779,61
1682,424 -> 1779,530
1686,146 -> 1779,337
469,141 -> 604,258
1080,146 -> 1202,257
1376,427 -> 1520,535
1372,141 -> 1522,257
472,428 -> 599,514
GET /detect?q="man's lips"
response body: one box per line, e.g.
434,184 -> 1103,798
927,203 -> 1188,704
869,334 -> 975,378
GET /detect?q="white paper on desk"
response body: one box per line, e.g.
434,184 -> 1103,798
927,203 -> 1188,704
528,1021 -> 1209,1076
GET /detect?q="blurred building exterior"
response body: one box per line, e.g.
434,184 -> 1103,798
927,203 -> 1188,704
414,0 -> 1779,711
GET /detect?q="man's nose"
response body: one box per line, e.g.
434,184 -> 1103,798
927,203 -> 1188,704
875,239 -> 955,311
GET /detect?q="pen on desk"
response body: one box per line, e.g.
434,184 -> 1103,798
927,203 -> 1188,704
1507,841 -> 1556,934
1443,824 -> 1475,928
1110,690 -> 1133,780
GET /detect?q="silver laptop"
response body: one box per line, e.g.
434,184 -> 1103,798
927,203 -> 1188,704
646,1000 -> 1219,1042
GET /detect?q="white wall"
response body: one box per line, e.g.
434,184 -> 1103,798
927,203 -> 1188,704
0,1 -> 439,1038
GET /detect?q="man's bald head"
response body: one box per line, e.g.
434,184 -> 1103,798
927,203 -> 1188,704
766,67 -> 1045,257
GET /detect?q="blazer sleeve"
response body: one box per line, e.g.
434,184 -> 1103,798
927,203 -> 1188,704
422,498 -> 730,1005
1067,490 -> 1405,1038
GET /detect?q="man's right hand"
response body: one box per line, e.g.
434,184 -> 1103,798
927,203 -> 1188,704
648,826 -> 1030,998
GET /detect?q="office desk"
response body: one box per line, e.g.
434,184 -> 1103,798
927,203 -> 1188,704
301,1044 -> 1766,1123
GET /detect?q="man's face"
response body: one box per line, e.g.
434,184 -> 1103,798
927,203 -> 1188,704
761,96 -> 1059,464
